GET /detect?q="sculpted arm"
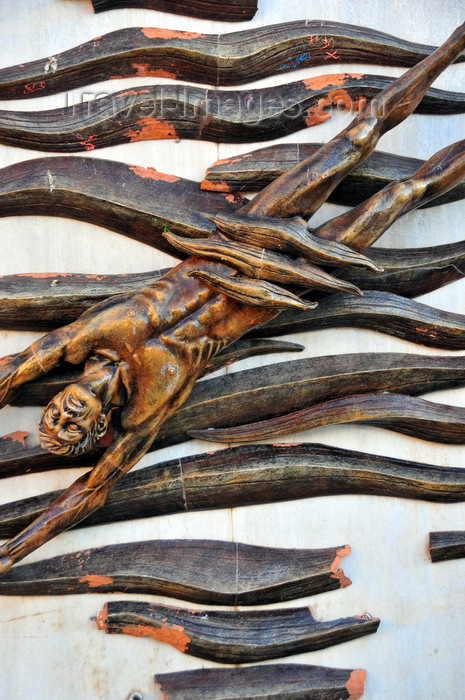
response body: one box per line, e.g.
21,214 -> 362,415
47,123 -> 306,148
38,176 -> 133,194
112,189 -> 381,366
0,319 -> 90,407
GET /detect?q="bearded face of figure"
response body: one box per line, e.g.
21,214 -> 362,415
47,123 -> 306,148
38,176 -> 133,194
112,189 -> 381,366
39,383 -> 108,456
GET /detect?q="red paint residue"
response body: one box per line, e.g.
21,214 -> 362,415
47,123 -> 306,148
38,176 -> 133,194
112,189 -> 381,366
2,431 -> 28,447
76,133 -> 96,151
129,165 -> 180,182
330,545 -> 352,588
16,272 -> 105,280
141,27 -> 206,40
346,669 -> 367,699
118,88 -> 151,97
303,73 -> 363,90
327,88 -> 353,110
24,81 -> 45,94
120,622 -> 190,653
200,178 -> 231,192
124,117 -> 177,142
96,605 -> 109,632
0,355 -> 15,365
79,574 -> 114,588
305,105 -> 331,127
225,194 -> 238,203
130,63 -> 176,80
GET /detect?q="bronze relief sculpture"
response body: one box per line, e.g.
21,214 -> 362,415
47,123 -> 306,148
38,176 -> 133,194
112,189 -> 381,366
0,21 -> 464,581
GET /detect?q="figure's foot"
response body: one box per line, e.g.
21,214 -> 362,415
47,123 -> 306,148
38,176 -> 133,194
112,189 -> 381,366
0,549 -> 14,576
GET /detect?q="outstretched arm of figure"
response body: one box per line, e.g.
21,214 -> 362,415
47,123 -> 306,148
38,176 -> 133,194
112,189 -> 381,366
314,138 -> 465,250
0,428 -> 154,574
0,322 -> 83,408
239,21 -> 465,220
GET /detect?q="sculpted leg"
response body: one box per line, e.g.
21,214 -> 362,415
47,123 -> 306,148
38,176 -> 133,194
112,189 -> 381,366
240,22 -> 465,220
314,138 -> 465,250
0,431 -> 154,574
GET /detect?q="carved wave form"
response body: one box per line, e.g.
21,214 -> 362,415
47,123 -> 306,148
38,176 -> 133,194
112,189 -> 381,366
154,664 -> 367,700
429,531 -> 465,562
1,75 -> 464,151
0,21 -> 460,99
96,599 -> 379,663
88,0 -> 257,21
2,442 -> 465,537
189,392 -> 465,444
0,539 -> 351,603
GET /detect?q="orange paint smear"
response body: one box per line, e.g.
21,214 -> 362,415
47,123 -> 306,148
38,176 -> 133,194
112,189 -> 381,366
124,117 -> 177,142
15,272 -> 105,280
120,622 -> 190,653
79,574 -> 114,588
200,178 -> 231,192
141,27 -> 206,40
2,431 -> 27,447
129,164 -> 180,182
130,63 -> 176,80
327,88 -> 353,110
346,669 -> 367,699
305,105 -> 331,127
0,355 -> 14,365
330,545 -> 352,588
118,88 -> 151,97
226,194 -> 238,203
303,73 -> 363,90
96,605 -> 109,631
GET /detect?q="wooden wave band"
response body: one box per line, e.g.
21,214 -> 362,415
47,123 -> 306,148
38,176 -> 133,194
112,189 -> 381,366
154,663 -> 367,700
202,143 -> 465,207
2,442 -> 465,538
1,75 -> 463,152
86,0 -> 257,21
189,392 -> 465,445
253,290 -> 465,350
4,351 -> 465,479
96,600 -> 379,663
429,531 -> 465,562
0,539 -> 350,602
334,240 -> 465,299
1,21 -> 460,100
2,239 -> 465,331
0,157 -> 248,258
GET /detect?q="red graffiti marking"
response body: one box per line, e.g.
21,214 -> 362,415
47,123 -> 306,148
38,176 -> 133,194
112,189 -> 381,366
325,50 -> 340,60
24,81 -> 45,94
76,133 -> 96,151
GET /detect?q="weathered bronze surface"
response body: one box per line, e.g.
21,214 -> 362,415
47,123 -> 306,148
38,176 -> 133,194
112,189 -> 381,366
1,443 -> 465,538
154,663 -> 367,700
96,600 -> 379,662
0,539 -> 350,602
1,21 -> 462,99
429,531 -> 465,562
2,241 -> 465,332
0,76 -> 464,152
203,143 -> 465,206
0,23 -> 465,576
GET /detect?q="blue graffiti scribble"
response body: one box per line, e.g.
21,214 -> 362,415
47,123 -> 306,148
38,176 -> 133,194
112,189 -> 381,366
280,52 -> 310,71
